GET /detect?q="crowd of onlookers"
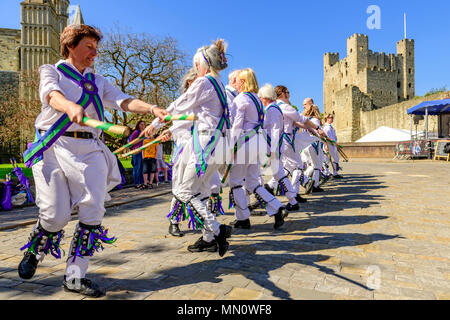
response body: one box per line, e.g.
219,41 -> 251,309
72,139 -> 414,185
129,121 -> 170,190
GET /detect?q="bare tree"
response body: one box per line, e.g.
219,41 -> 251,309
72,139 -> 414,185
96,25 -> 188,128
0,72 -> 41,159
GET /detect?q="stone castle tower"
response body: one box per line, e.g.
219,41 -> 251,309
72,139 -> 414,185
0,0 -> 74,98
20,0 -> 70,73
323,34 -> 415,142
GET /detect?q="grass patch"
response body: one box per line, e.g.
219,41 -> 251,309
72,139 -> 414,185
0,164 -> 33,179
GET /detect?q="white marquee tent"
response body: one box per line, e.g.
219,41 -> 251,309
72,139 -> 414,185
356,126 -> 412,143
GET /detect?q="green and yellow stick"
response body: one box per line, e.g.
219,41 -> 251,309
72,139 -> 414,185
113,136 -> 146,155
118,138 -> 162,159
164,114 -> 197,122
82,117 -> 131,138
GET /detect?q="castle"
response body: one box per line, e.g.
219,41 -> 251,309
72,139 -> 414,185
0,0 -> 84,97
323,34 -> 427,142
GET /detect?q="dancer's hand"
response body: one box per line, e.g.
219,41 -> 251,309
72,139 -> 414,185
317,128 -> 326,137
158,129 -> 172,142
152,107 -> 169,122
141,124 -> 156,138
67,103 -> 86,125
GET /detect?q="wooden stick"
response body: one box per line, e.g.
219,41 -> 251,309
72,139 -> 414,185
82,117 -> 131,137
118,138 -> 162,159
165,114 -> 198,122
113,136 -> 146,155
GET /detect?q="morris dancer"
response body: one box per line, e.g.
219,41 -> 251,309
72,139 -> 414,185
145,40 -> 232,256
301,101 -> 325,193
323,113 -> 343,179
266,87 -> 323,202
258,84 -> 299,212
228,69 -> 287,230
18,25 -> 168,297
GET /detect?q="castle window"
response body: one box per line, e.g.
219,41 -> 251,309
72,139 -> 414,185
409,68 -> 412,74
397,82 -> 401,88
408,83 -> 412,88
360,46 -> 364,51
350,49 -> 353,53
407,95 -> 410,99
398,96 -> 401,101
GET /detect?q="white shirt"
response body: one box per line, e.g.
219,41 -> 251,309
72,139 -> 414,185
230,92 -> 263,143
169,75 -> 227,132
37,60 -> 132,138
323,123 -> 337,142
263,103 -> 284,146
276,100 -> 308,136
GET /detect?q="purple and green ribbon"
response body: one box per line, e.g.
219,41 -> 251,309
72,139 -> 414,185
23,63 -> 104,168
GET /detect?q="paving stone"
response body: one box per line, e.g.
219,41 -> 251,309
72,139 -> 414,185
226,287 -> 263,300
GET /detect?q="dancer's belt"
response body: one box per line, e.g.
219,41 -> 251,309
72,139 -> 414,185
39,130 -> 94,140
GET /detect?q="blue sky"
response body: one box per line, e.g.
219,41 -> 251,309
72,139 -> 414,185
1,0 -> 449,110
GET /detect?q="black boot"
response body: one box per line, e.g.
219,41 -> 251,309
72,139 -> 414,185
273,207 -> 286,229
187,237 -> 218,253
286,202 -> 300,212
169,223 -> 184,237
264,184 -> 274,196
63,276 -> 105,298
215,225 -> 231,257
230,219 -> 251,229
18,252 -> 39,280
295,194 -> 307,203
312,186 -> 325,193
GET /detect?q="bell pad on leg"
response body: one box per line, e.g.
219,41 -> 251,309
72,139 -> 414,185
70,223 -> 117,262
20,223 -> 65,259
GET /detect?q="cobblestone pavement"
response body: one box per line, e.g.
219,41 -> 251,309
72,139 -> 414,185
0,160 -> 449,300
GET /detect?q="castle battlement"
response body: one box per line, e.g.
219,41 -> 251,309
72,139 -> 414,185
323,34 -> 416,142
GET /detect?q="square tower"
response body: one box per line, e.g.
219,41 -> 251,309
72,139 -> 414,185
396,39 -> 415,101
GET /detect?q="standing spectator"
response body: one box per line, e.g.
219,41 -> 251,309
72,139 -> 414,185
156,144 -> 170,184
142,137 -> 159,189
130,121 -> 146,188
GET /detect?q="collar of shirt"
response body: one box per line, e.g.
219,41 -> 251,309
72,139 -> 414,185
56,59 -> 94,77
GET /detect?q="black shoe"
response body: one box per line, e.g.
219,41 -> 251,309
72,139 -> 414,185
224,225 -> 233,239
286,203 -> 300,212
295,194 -> 307,203
264,184 -> 274,196
169,223 -> 184,237
187,237 -> 218,253
215,225 -> 230,257
273,207 -> 286,230
333,174 -> 344,179
18,252 -> 39,280
230,219 -> 251,229
305,180 -> 314,194
312,186 -> 325,193
63,277 -> 105,298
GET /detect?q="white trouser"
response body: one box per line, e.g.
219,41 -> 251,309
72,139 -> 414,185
268,141 -> 303,195
266,155 -> 297,205
32,136 -> 121,278
303,144 -> 322,187
230,134 -> 283,219
210,172 -> 221,195
327,145 -> 340,175
175,134 -> 226,242
169,135 -> 191,224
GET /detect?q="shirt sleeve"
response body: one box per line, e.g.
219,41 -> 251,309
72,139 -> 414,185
100,76 -> 133,111
39,64 -> 64,104
283,104 -> 307,124
169,77 -> 215,114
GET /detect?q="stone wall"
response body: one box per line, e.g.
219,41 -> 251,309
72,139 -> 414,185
0,28 -> 21,72
359,91 -> 449,139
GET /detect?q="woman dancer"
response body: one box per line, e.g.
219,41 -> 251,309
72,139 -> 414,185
145,40 -> 232,256
228,69 -> 287,230
18,24 -> 168,297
